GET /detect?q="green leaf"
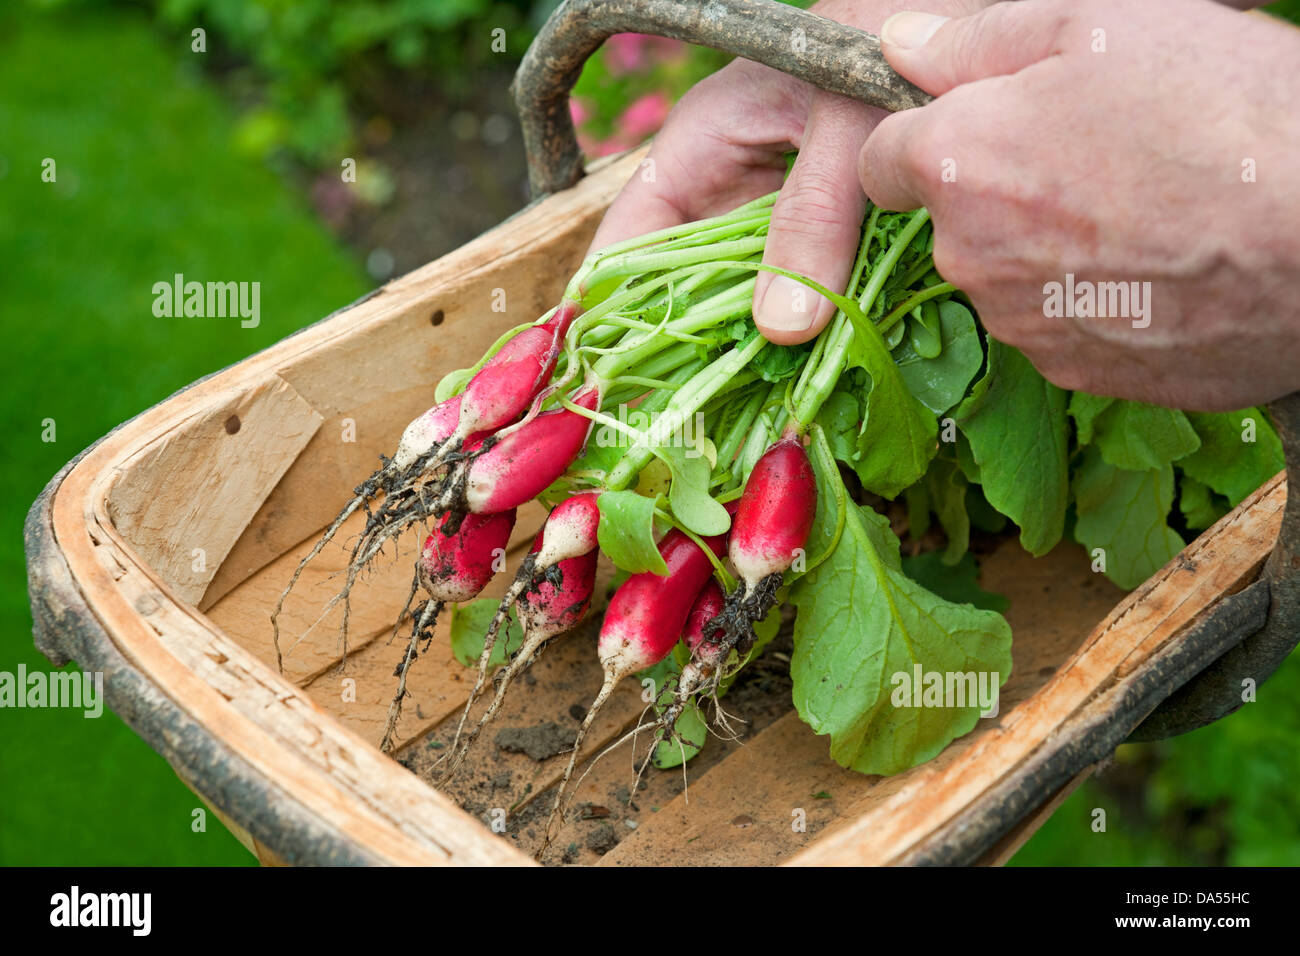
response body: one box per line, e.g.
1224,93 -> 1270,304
449,599 -> 523,668
653,702 -> 707,768
900,550 -> 1010,613
904,481 -> 931,541
1178,473 -> 1230,531
659,445 -> 731,536
1179,410 -> 1284,506
1072,446 -> 1184,590
789,502 -> 1012,776
1067,391 -> 1114,445
926,456 -> 970,564
434,366 -> 473,404
597,490 -> 668,575
954,430 -> 981,484
955,342 -> 1069,555
725,323 -> 813,382
1087,400 -> 1201,471
907,300 -> 943,359
814,390 -> 861,464
638,655 -> 707,769
893,300 -> 983,414
844,309 -> 938,498
964,481 -> 1007,533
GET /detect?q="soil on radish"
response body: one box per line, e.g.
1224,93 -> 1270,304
398,613 -> 797,866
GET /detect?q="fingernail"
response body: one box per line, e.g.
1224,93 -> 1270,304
881,11 -> 948,49
756,275 -> 825,334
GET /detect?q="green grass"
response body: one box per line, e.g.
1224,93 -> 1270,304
1012,649 -> 1300,865
0,6 -> 368,864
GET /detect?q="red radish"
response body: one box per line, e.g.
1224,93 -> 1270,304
451,385 -> 601,517
682,579 -> 727,662
380,509 -> 517,753
712,427 -> 815,657
516,550 -> 598,648
544,526 -> 726,846
443,492 -> 602,773
271,393 -> 467,671
418,510 -> 516,603
531,491 -> 602,569
446,545 -> 600,775
630,434 -> 815,759
391,394 -> 465,473
446,302 -> 578,447
645,580 -> 732,751
729,429 -> 817,591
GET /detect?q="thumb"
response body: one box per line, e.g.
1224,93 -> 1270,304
879,0 -> 1067,96
754,100 -> 878,345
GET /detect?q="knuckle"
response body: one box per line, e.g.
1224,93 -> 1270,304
930,234 -> 973,289
946,10 -> 996,83
773,175 -> 858,236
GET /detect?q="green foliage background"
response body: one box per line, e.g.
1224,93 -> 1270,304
2,0 -> 1297,865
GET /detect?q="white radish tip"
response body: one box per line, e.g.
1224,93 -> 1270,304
597,635 -> 658,681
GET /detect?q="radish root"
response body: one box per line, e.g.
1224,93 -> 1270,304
540,675 -> 618,856
380,597 -> 444,753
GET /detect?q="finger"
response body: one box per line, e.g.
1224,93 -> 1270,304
857,105 -> 936,212
587,161 -> 691,254
754,98 -> 880,344
879,0 -> 1068,96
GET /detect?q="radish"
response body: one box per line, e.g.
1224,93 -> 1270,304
446,546 -> 599,774
390,394 -> 467,474
440,302 -> 578,453
544,525 -> 726,846
443,492 -> 601,774
436,385 -> 601,523
270,394 -> 465,671
624,433 -> 815,762
714,427 -> 816,658
682,578 -> 728,667
379,508 -> 516,753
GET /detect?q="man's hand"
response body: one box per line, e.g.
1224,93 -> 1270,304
862,0 -> 1300,410
589,0 -> 991,344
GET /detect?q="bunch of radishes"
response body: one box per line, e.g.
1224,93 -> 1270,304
272,191 -> 953,842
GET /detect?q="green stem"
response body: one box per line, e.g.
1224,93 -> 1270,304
578,236 -> 767,300
798,425 -> 848,576
792,208 -> 932,426
876,282 -> 956,335
606,334 -> 768,491
591,279 -> 755,382
564,194 -> 776,299
653,507 -> 737,591
714,386 -> 768,472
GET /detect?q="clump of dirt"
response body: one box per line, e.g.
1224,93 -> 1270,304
494,722 -> 573,761
585,823 -> 619,855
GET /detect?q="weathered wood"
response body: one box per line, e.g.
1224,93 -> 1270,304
515,0 -> 930,195
111,376 -> 323,606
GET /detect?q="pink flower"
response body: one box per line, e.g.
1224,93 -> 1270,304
617,92 -> 671,140
605,33 -> 650,74
605,33 -> 687,73
569,97 -> 589,127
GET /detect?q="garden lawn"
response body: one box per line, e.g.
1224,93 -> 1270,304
0,6 -> 368,864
